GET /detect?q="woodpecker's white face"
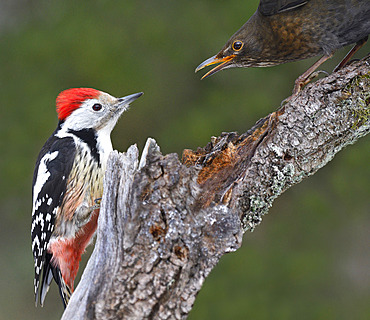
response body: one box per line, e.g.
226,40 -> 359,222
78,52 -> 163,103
61,91 -> 143,133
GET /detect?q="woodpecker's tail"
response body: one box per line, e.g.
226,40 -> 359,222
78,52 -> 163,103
38,253 -> 71,308
54,268 -> 72,308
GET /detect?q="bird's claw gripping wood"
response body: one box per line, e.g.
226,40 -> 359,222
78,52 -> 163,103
92,197 -> 102,210
292,60 -> 332,96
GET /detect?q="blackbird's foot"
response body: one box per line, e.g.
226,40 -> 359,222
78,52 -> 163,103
308,70 -> 329,80
281,77 -> 310,105
282,69 -> 329,106
292,69 -> 329,95
290,53 -> 334,97
304,69 -> 329,87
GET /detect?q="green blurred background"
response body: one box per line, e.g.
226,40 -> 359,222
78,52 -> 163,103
0,1 -> 369,319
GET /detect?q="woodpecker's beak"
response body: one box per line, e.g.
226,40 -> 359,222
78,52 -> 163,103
117,92 -> 144,107
195,54 -> 236,79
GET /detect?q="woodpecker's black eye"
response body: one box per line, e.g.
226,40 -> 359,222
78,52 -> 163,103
92,103 -> 102,111
232,40 -> 243,51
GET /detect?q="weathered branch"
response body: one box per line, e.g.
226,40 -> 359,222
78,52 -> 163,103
62,57 -> 369,320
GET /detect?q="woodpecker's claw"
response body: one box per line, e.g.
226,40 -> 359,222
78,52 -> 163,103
92,198 -> 102,210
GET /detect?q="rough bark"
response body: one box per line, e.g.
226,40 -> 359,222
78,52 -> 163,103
62,57 -> 369,320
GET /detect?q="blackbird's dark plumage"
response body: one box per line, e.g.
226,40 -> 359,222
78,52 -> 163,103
196,0 -> 370,93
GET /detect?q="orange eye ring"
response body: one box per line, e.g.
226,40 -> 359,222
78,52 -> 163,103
232,40 -> 243,51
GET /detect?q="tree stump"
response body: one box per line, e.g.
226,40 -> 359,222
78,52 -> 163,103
62,56 -> 369,320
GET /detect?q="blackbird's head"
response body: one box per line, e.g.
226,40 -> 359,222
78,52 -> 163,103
195,19 -> 270,79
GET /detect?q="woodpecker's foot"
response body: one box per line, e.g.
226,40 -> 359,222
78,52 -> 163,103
75,200 -> 101,226
92,198 -> 102,210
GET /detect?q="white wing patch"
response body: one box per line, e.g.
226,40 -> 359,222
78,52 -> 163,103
32,151 -> 59,215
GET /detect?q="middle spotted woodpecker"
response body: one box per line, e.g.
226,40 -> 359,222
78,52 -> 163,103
31,88 -> 143,307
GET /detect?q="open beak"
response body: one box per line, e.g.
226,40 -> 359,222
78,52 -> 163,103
195,54 -> 236,79
117,92 -> 144,107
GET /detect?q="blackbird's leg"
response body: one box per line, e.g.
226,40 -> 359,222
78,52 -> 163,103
333,36 -> 368,72
292,53 -> 333,95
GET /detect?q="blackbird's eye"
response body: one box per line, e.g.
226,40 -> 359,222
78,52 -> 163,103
232,40 -> 243,51
92,103 -> 102,111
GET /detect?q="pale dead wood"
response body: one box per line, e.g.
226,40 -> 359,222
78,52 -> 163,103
62,56 -> 369,320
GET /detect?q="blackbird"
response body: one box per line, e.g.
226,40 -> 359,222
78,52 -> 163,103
196,0 -> 370,94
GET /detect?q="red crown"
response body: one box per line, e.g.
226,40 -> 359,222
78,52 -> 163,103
56,88 -> 100,120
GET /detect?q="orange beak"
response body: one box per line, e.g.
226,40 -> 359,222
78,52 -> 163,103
195,54 -> 236,79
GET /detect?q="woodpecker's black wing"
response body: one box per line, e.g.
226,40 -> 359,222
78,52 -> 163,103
31,127 -> 76,306
258,0 -> 309,16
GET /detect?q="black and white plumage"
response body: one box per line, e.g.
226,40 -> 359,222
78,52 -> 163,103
31,128 -> 75,306
31,88 -> 143,307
